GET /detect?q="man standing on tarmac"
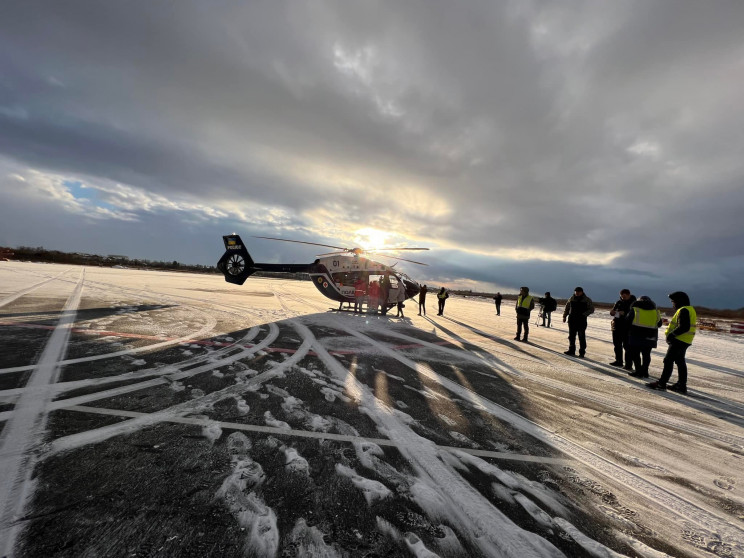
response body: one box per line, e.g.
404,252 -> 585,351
494,292 -> 503,316
563,287 -> 594,358
647,291 -> 697,394
437,287 -> 449,316
380,273 -> 392,315
514,287 -> 535,343
609,289 -> 637,369
539,292 -> 557,327
353,277 -> 367,313
418,284 -> 427,316
627,295 -> 662,378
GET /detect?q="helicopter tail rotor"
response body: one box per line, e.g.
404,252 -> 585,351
217,234 -> 256,285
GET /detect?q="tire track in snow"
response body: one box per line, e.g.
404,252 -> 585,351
304,321 -> 566,557
0,268 -> 76,309
392,324 -> 744,446
342,325 -> 744,552
43,320 -> 308,457
0,269 -> 84,557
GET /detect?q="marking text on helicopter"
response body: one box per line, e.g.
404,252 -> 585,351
217,234 -> 428,306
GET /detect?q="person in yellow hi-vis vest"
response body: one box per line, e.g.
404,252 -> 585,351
514,286 -> 535,343
647,291 -> 696,394
626,296 -> 662,378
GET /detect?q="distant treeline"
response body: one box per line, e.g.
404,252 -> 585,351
4,246 -> 219,274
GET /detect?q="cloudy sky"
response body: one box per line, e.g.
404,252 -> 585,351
1,1 -> 743,308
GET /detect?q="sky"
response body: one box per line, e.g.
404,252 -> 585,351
1,0 -> 743,309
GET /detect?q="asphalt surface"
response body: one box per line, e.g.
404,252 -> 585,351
1,262 -> 744,557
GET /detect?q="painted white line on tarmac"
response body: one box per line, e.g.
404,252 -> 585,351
0,269 -> 84,557
62,404 -> 570,465
0,268 -> 74,309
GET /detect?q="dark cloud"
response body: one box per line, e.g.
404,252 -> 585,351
1,0 -> 743,307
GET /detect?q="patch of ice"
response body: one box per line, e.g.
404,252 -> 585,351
434,525 -> 465,556
181,350 -> 193,356
438,414 -> 457,426
201,421 -> 223,444
287,518 -> 341,558
169,381 -> 185,392
404,532 -> 440,557
234,397 -> 250,415
264,411 -> 290,430
284,447 -> 310,474
448,431 -> 480,448
376,516 -> 403,541
513,493 -> 554,532
336,463 -> 392,506
554,517 -> 626,557
190,388 -> 205,399
212,370 -> 224,378
306,414 -> 331,432
395,400 -> 409,409
409,479 -> 450,521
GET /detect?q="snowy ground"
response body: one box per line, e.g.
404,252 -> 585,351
1,261 -> 743,558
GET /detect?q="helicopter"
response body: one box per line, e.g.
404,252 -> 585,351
216,234 -> 428,309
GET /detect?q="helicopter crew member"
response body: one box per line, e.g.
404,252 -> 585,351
494,292 -> 502,316
354,277 -> 367,313
380,273 -> 392,315
647,291 -> 696,394
514,287 -> 535,342
562,287 -> 594,357
418,284 -> 428,316
395,278 -> 407,318
437,287 -> 449,316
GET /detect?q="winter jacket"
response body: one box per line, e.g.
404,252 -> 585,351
396,281 -> 407,303
515,295 -> 535,318
611,295 -> 636,331
563,294 -> 594,322
627,298 -> 662,349
540,296 -> 557,313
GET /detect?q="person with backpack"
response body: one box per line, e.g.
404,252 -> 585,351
539,292 -> 557,327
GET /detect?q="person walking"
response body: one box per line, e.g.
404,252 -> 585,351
562,287 -> 594,358
647,291 -> 697,394
540,292 -> 557,327
494,292 -> 503,316
353,277 -> 367,313
514,287 -> 535,342
418,284 -> 428,316
626,295 -> 662,378
609,289 -> 636,369
395,278 -> 407,318
437,287 -> 449,316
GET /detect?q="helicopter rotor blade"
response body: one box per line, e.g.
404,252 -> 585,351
366,247 -> 429,252
368,253 -> 429,266
253,236 -> 347,251
315,251 -> 349,257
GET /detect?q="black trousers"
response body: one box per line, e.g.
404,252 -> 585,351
628,345 -> 652,375
567,317 -> 587,355
659,339 -> 690,387
438,299 -> 445,314
495,302 -> 501,315
516,317 -> 529,339
542,311 -> 552,327
612,327 -> 631,364
419,299 -> 426,315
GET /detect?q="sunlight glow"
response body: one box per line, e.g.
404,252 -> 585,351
354,228 -> 390,250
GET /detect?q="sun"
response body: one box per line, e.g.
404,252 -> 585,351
354,228 -> 389,250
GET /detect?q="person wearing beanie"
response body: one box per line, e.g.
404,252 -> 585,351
626,295 -> 662,378
647,291 -> 697,394
514,286 -> 535,342
562,287 -> 595,357
609,288 -> 637,369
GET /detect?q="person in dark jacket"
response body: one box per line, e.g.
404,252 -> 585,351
379,273 -> 392,315
493,292 -> 503,316
418,284 -> 427,316
648,291 -> 697,394
626,295 -> 662,378
609,289 -> 637,369
538,292 -> 557,327
562,287 -> 594,357
514,286 -> 535,342
437,287 -> 449,316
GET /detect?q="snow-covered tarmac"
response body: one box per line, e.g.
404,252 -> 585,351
1,261 -> 743,557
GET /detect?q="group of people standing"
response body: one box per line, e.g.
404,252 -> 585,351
509,286 -> 696,394
349,273 -> 408,317
415,285 -> 450,316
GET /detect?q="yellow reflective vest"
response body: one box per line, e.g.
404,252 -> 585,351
632,307 -> 661,329
665,306 -> 697,344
